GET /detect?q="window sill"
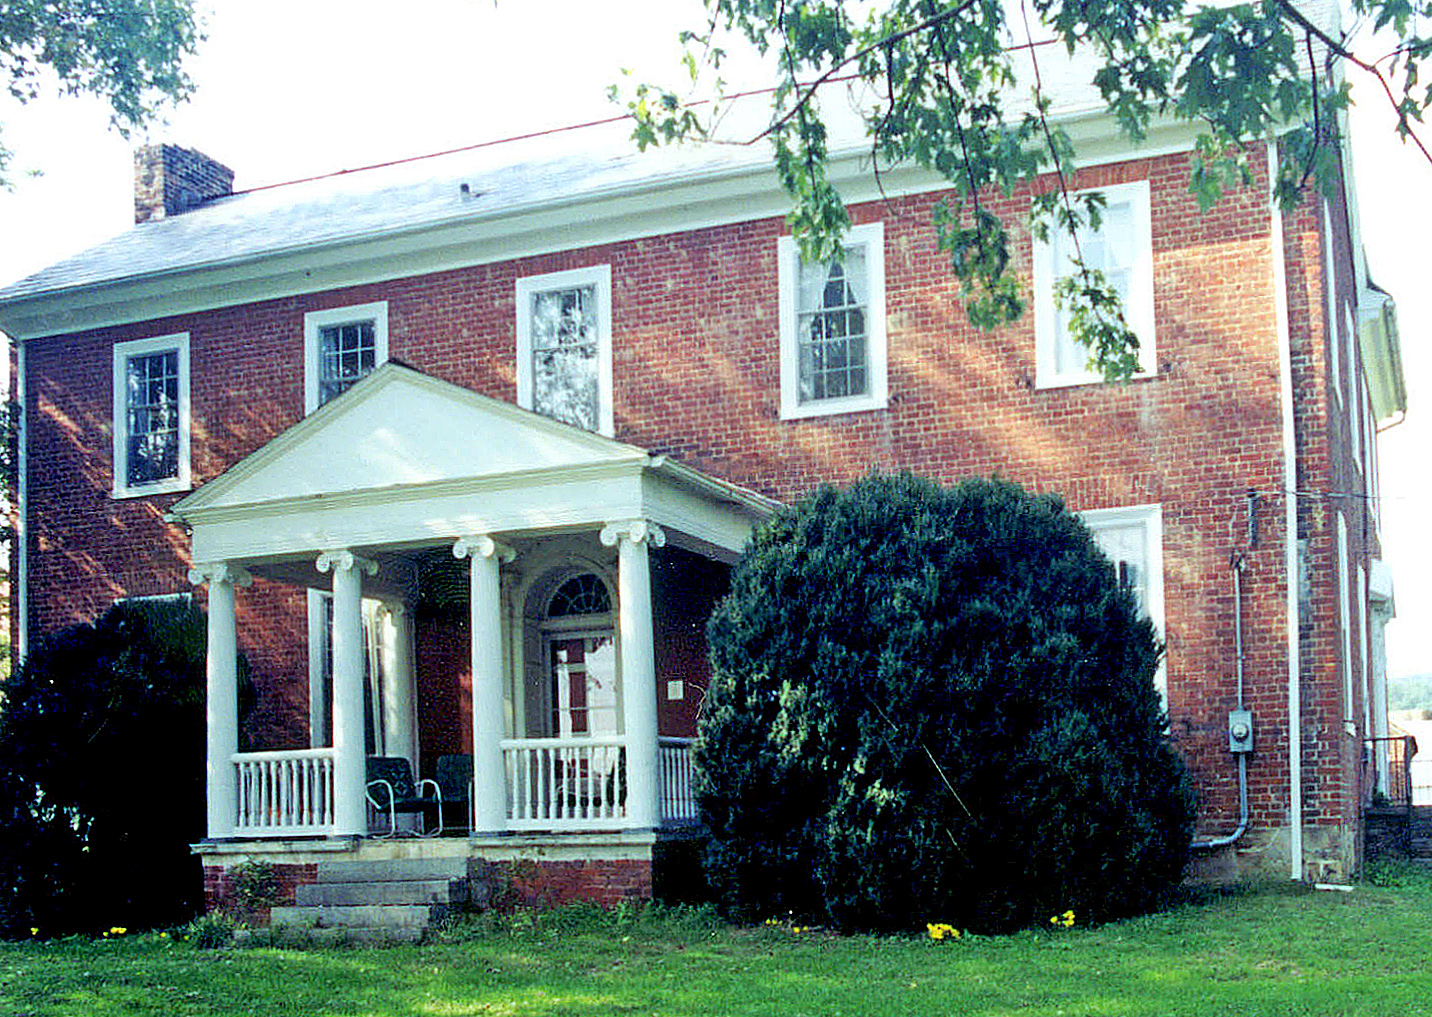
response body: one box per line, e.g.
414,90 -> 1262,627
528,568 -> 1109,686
779,393 -> 888,421
112,477 -> 192,500
1034,370 -> 1155,391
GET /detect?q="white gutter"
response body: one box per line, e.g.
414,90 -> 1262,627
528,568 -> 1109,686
1268,140 -> 1303,880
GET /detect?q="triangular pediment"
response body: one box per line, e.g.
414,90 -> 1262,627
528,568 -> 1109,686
175,362 -> 650,512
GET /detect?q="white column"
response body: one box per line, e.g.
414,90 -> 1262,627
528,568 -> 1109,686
454,535 -> 516,834
318,550 -> 378,836
601,519 -> 665,829
189,562 -> 252,840
380,602 -> 418,767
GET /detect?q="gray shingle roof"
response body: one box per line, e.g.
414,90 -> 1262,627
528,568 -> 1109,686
0,47 -> 1112,306
0,122 -> 768,303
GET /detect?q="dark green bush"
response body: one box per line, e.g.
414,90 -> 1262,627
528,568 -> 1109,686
0,597 -> 251,938
697,473 -> 1194,933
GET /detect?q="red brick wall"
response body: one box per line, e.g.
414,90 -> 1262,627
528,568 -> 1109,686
652,546 -> 727,737
493,859 -> 652,908
202,862 -> 316,924
415,609 -> 474,768
17,147 -> 1369,852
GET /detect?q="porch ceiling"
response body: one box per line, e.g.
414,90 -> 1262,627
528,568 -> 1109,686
170,362 -> 778,565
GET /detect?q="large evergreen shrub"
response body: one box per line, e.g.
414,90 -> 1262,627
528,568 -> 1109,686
0,598 -> 249,937
697,474 -> 1194,933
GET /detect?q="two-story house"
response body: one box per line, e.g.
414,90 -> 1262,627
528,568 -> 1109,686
0,79 -> 1405,914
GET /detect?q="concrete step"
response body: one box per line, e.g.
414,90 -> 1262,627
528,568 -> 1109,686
317,857 -> 471,884
295,878 -> 468,907
270,903 -> 446,930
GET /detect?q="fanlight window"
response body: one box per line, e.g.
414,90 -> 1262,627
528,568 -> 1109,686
547,573 -> 611,618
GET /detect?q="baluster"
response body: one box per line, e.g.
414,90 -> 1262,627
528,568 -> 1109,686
581,745 -> 591,821
595,745 -> 607,819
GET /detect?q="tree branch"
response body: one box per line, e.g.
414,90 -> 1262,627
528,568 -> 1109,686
747,0 -> 983,145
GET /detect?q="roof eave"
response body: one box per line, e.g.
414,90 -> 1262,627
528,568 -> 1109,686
0,109 -> 1212,341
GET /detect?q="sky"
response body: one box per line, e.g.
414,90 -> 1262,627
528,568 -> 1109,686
0,0 -> 1428,678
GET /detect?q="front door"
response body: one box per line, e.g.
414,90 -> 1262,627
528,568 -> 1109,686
549,633 -> 619,737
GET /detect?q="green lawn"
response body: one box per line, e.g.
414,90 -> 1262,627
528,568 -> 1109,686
6,873 -> 1432,1016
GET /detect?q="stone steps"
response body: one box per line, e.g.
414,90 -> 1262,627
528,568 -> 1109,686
295,878 -> 468,907
266,857 -> 477,945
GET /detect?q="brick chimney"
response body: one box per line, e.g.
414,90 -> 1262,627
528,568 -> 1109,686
133,144 -> 235,224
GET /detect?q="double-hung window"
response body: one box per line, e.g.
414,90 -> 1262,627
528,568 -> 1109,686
1033,181 -> 1154,387
304,302 -> 389,413
778,222 -> 888,418
1082,504 -> 1166,699
515,265 -> 613,436
112,333 -> 190,498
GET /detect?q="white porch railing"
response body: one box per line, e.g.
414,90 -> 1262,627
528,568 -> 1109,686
659,737 -> 699,824
228,738 -> 696,838
232,748 -> 335,836
502,737 -> 629,830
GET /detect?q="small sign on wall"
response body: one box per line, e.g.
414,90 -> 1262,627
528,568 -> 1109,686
666,680 -> 685,701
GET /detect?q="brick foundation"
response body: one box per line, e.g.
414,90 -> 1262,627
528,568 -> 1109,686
490,859 -> 653,908
203,862 -> 317,925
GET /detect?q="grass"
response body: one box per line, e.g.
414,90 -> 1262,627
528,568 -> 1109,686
7,873 -> 1432,1016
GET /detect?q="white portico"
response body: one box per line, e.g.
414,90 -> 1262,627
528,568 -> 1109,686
172,362 -> 776,843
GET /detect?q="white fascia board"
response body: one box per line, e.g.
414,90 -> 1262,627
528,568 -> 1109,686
1,116 -> 1214,341
641,472 -> 770,560
650,456 -> 783,517
185,464 -> 650,563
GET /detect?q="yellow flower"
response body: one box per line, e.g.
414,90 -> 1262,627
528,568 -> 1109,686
926,922 -> 959,941
28,928 -> 38,937
109,926 -> 127,935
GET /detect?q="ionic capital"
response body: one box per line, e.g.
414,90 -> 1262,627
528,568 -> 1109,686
453,535 -> 516,563
376,600 -> 409,623
187,562 -> 253,588
600,519 -> 666,549
316,550 -> 379,576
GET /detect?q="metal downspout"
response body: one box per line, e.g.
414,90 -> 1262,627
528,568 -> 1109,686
1268,139 -> 1304,880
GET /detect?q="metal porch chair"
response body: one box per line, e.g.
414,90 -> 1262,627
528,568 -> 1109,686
365,756 -> 443,837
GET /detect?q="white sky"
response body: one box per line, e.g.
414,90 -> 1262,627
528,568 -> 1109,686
0,0 -> 1427,678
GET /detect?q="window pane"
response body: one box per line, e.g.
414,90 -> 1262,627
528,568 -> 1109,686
125,350 -> 180,486
796,249 -> 870,404
1054,197 -> 1139,376
530,285 -> 599,430
318,319 -> 376,405
534,345 -> 599,431
1090,521 -> 1149,617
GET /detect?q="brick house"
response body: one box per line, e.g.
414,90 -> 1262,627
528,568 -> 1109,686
0,82 -> 1405,911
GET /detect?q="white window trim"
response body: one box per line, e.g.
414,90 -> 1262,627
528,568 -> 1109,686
303,301 -> 390,414
514,265 -> 615,437
111,332 -> 191,499
778,221 -> 889,420
1033,180 -> 1155,389
1337,512 -> 1354,729
1324,200 -> 1342,407
1081,503 -> 1166,702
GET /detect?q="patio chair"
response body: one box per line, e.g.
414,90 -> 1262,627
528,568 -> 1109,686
435,753 -> 473,833
365,756 -> 442,837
